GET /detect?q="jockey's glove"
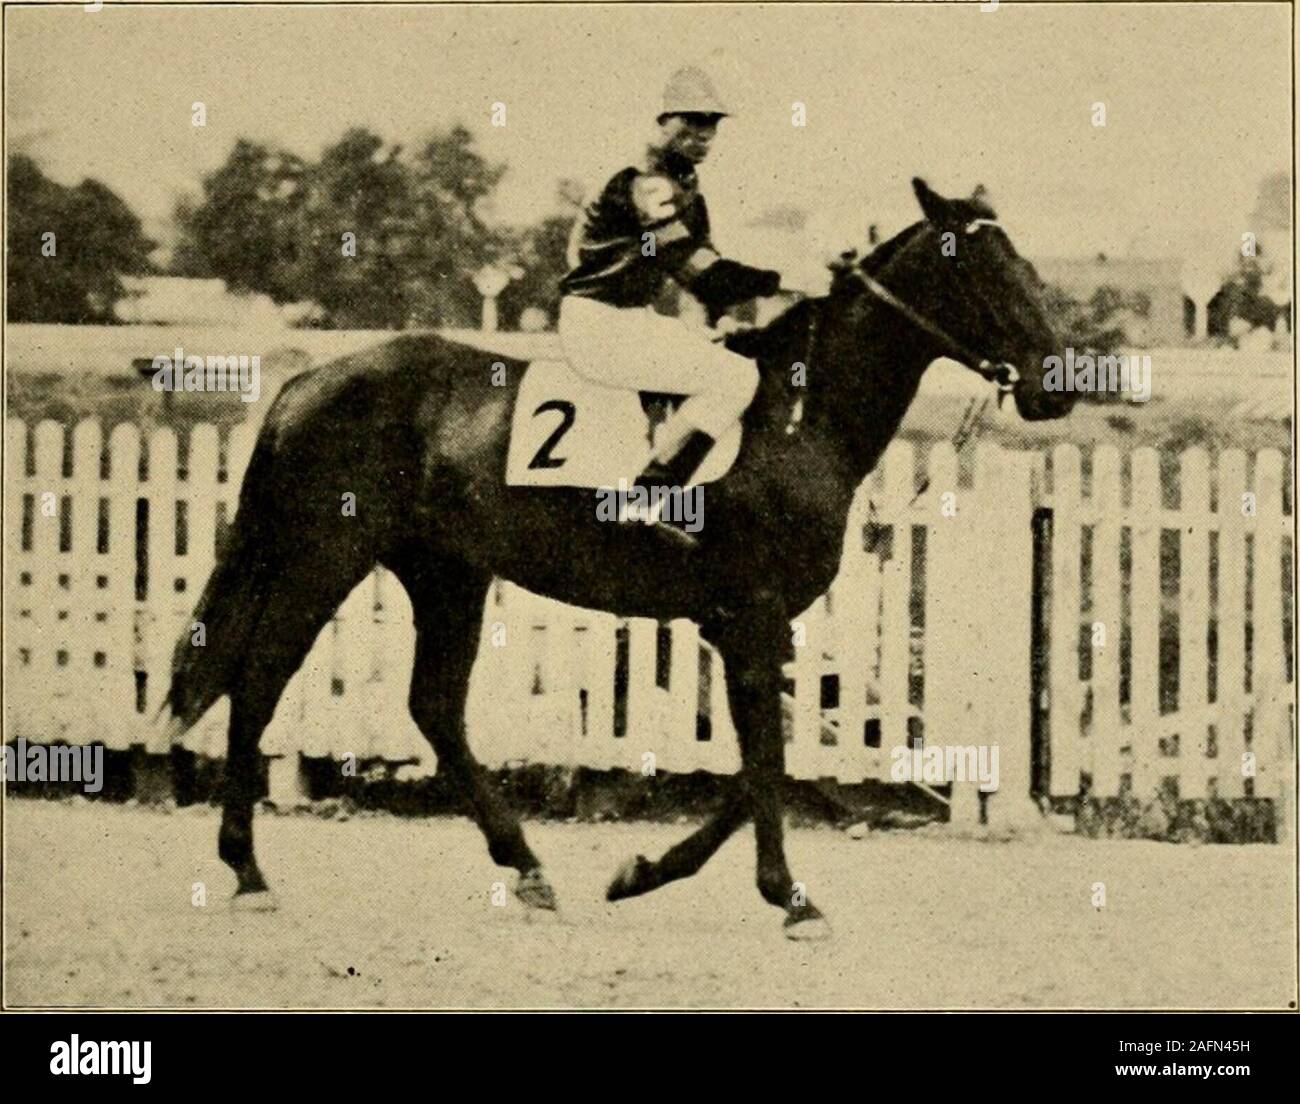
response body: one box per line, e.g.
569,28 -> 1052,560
690,259 -> 782,312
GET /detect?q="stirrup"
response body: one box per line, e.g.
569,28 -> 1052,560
617,498 -> 659,525
618,459 -> 671,526
615,496 -> 696,548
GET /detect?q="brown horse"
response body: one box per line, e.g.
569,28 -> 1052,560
165,179 -> 1077,938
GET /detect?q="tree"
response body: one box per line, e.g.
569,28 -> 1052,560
7,155 -> 156,323
497,180 -> 581,330
171,139 -> 307,300
281,128 -> 415,329
1039,282 -> 1147,355
1250,170 -> 1288,232
172,125 -> 508,328
402,125 -> 508,328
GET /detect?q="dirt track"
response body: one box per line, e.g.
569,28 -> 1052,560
5,800 -> 1295,1009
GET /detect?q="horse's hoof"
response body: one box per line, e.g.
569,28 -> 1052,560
783,908 -> 832,942
231,889 -> 279,913
606,854 -> 654,901
515,868 -> 558,912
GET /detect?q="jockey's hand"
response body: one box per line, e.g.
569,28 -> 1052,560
693,260 -> 782,316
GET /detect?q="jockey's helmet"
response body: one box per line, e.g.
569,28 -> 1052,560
659,66 -> 730,122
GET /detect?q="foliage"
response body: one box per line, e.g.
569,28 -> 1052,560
6,155 -> 156,323
1038,282 -> 1148,355
170,139 -> 307,302
286,129 -> 417,329
496,180 -> 581,330
173,126 -> 512,329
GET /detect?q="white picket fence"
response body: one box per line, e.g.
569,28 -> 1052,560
4,417 -> 1294,827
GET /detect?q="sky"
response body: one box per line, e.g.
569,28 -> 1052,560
6,2 -> 1292,288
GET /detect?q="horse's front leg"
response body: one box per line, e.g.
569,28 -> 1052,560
712,608 -> 831,941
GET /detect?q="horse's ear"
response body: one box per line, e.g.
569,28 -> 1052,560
970,184 -> 998,219
912,177 -> 950,224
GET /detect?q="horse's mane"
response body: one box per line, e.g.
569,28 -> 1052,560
728,221 -> 930,362
858,221 -> 927,276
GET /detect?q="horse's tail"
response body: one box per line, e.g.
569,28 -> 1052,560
160,431 -> 279,738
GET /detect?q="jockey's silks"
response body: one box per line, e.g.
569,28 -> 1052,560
560,149 -> 715,309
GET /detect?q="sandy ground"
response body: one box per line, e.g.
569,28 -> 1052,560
4,799 -> 1295,1009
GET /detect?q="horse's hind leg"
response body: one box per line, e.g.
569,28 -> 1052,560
712,607 -> 831,940
393,555 -> 553,910
607,786 -> 749,901
220,556 -> 371,904
221,694 -> 276,903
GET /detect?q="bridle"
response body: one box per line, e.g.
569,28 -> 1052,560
787,218 -> 1027,444
844,267 -> 1021,401
805,218 -> 1024,403
795,219 -> 1027,511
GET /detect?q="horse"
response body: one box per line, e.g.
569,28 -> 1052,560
164,178 -> 1078,939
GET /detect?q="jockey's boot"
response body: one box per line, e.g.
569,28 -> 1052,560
619,431 -> 716,532
642,430 -> 717,493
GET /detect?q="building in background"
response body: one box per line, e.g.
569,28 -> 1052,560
114,276 -> 321,328
1034,255 -> 1188,347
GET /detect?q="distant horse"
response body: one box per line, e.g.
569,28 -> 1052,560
165,179 -> 1077,938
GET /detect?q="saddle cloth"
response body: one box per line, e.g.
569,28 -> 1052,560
505,359 -> 742,489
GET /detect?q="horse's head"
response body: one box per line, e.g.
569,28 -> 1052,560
899,178 -> 1077,421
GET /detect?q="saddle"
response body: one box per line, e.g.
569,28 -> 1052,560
505,360 -> 742,489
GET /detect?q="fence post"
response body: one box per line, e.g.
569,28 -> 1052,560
923,442 -> 976,825
1129,448 -> 1162,801
1217,450 -> 1249,799
977,445 -> 1040,829
1253,450 -> 1292,842
267,751 -> 310,808
1090,446 -> 1124,797
787,599 -> 824,781
32,422 -> 64,744
666,618 -> 701,774
1178,448 -> 1212,799
832,486 -> 874,782
71,420 -> 103,746
879,441 -> 915,785
5,420 -> 33,741
107,423 -> 141,753
143,426 -> 179,757
1048,445 -> 1083,799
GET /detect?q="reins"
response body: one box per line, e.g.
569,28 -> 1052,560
846,268 -> 1021,400
794,238 -> 1019,509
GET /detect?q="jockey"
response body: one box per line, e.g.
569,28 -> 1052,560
558,65 -> 781,512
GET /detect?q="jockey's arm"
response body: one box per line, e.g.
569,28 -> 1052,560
679,251 -> 782,317
633,180 -> 780,320
656,234 -> 780,326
